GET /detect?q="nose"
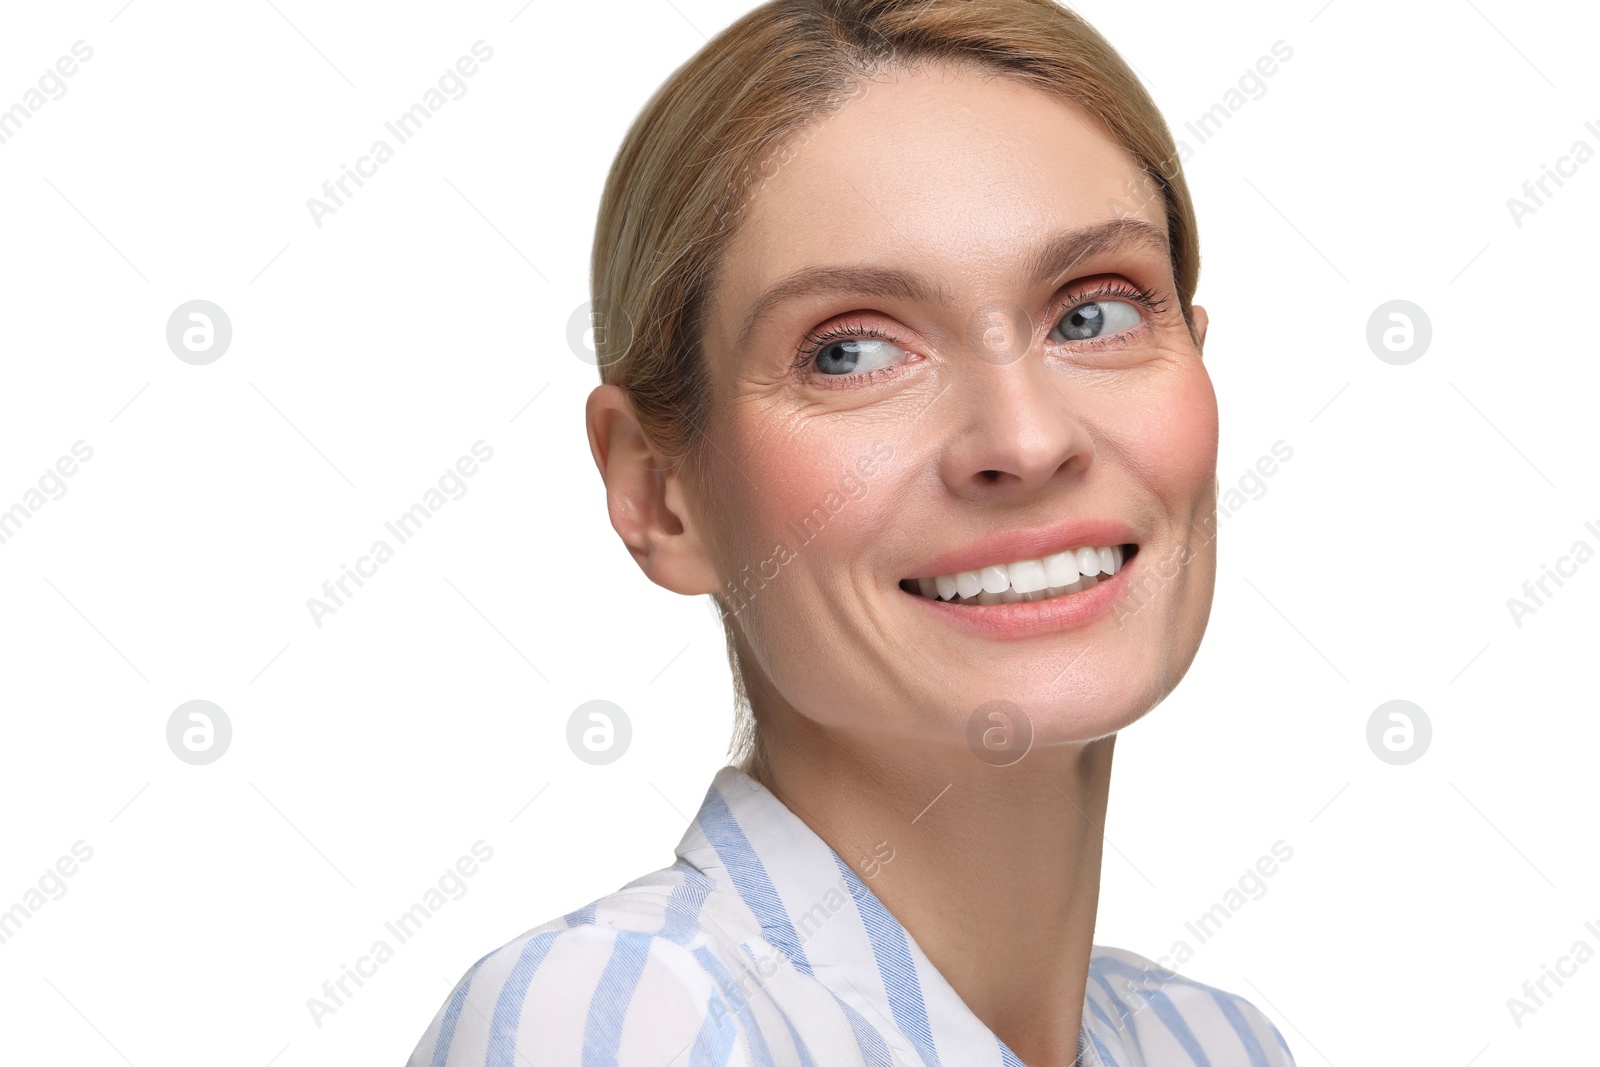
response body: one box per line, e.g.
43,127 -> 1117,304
937,354 -> 1095,497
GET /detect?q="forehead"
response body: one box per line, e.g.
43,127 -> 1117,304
710,63 -> 1165,341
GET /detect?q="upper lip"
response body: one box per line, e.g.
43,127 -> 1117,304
904,518 -> 1140,580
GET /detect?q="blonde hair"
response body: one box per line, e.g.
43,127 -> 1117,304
589,0 -> 1201,782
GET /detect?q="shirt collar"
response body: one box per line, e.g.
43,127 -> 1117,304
673,765 -> 1144,1067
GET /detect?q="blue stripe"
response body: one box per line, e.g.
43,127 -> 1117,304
832,993 -> 895,1067
1208,990 -> 1269,1067
830,853 -> 941,1067
693,944 -> 779,1067
1089,968 -> 1147,1055
661,876 -> 713,946
581,930 -> 654,1067
486,931 -> 562,1067
1097,958 -> 1211,1067
413,757 -> 1303,1067
428,956 -> 486,1067
689,989 -> 738,1067
1088,1028 -> 1123,1067
1087,994 -> 1120,1033
675,862 -> 811,1066
697,787 -> 814,976
689,793 -> 883,1066
1081,979 -> 1132,1067
1267,1016 -> 1293,1054
738,943 -> 816,1067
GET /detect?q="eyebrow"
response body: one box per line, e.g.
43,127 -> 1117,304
734,216 -> 1172,351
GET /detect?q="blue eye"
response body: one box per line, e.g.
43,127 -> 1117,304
813,336 -> 902,375
794,325 -> 908,383
1051,297 -> 1144,342
792,281 -> 1166,387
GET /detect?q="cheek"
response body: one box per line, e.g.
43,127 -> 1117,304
717,415 -> 899,576
1114,360 -> 1219,503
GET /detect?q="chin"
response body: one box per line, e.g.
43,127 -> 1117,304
901,641 -> 1193,759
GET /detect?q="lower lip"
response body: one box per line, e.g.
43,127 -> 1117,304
900,550 -> 1137,639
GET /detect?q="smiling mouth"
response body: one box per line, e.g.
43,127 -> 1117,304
898,543 -> 1139,605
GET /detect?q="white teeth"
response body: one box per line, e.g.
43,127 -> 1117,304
979,564 -> 1009,595
1007,559 -> 1049,594
905,544 -> 1132,604
1044,550 -> 1080,587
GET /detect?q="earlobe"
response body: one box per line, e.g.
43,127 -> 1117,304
1190,303 -> 1209,358
585,384 -> 722,597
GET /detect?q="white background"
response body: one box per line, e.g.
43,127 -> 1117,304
0,0 -> 1595,1063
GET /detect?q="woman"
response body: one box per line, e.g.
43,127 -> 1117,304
409,0 -> 1296,1063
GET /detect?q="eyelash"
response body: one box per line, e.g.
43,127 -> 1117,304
791,281 -> 1170,387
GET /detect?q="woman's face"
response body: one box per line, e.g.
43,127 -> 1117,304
684,62 -> 1218,752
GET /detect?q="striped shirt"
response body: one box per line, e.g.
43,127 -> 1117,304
407,765 -> 1297,1066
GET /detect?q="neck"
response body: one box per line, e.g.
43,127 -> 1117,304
750,700 -> 1113,1067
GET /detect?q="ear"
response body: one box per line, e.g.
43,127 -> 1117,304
1190,303 -> 1209,359
585,384 -> 723,597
